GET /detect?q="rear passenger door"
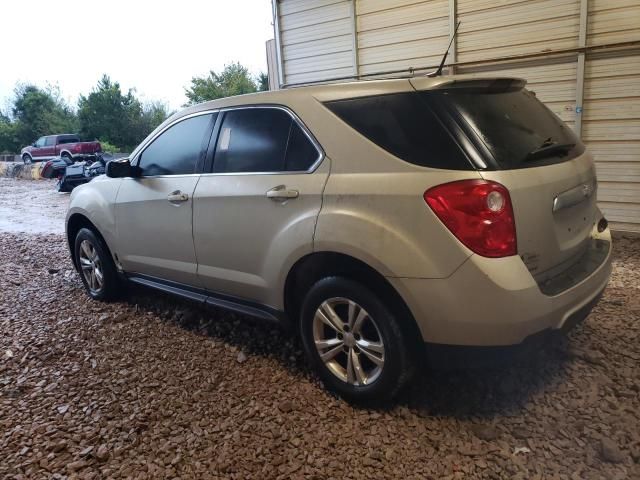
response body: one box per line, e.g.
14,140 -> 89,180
193,107 -> 328,308
41,136 -> 57,159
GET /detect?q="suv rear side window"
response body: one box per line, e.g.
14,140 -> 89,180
324,93 -> 471,170
212,108 -> 319,173
138,114 -> 213,176
430,89 -> 584,169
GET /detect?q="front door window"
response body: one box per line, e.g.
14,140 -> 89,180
138,114 -> 214,176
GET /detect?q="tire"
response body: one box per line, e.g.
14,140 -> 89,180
57,179 -> 72,193
61,152 -> 72,163
22,154 -> 32,164
299,276 -> 413,404
73,228 -> 120,301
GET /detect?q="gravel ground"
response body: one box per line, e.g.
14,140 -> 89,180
1,180 -> 639,479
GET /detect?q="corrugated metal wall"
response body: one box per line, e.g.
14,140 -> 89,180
458,58 -> 578,128
356,0 -> 449,76
456,0 -> 580,63
278,0 -> 356,85
273,0 -> 640,232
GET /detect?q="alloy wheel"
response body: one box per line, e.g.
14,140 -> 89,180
78,239 -> 104,293
312,297 -> 385,386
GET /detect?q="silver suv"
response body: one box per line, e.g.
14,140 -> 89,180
66,76 -> 612,402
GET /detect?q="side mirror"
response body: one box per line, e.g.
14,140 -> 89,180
106,158 -> 139,178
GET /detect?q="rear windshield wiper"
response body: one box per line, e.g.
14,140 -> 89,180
524,139 -> 576,162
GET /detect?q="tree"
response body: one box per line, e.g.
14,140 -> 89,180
78,75 -> 170,150
0,112 -> 19,153
137,101 -> 172,138
184,62 -> 264,106
257,72 -> 269,92
11,84 -> 77,148
78,75 -> 140,149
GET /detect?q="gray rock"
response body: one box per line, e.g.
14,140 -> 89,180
95,444 -> 109,461
278,400 -> 294,413
599,438 -> 625,463
471,424 -> 500,441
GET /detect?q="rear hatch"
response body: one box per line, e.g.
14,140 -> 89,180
409,77 -> 600,280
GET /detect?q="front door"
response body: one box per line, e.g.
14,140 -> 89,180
31,136 -> 47,159
114,113 -> 215,287
193,107 -> 328,307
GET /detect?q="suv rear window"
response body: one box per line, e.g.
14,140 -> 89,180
430,88 -> 584,169
324,93 -> 471,170
325,88 -> 584,171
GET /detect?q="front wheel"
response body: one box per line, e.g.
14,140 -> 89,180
22,154 -> 32,164
300,277 -> 413,403
74,228 -> 120,300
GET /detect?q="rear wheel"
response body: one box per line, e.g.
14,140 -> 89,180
74,228 -> 120,301
300,277 -> 413,403
22,154 -> 32,164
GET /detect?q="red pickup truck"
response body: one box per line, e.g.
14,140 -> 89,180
21,134 -> 102,164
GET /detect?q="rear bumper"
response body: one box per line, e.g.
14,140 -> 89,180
389,228 -> 612,347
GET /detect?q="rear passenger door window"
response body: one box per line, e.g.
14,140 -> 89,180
138,114 -> 214,176
212,108 -> 319,173
285,122 -> 319,172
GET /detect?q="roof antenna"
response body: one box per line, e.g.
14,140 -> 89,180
427,21 -> 461,77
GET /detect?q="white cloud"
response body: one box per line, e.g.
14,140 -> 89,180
0,0 -> 274,111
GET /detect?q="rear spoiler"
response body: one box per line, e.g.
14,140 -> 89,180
410,77 -> 527,93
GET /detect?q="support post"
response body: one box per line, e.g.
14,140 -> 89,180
350,0 -> 359,78
448,0 -> 457,74
575,0 -> 588,137
272,0 -> 285,89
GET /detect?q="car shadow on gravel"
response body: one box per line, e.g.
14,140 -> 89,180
400,336 -> 573,418
122,284 -> 310,374
121,283 -> 574,418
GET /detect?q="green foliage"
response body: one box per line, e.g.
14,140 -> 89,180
0,64 -> 272,154
257,72 -> 269,92
98,139 -> 120,154
0,116 -> 19,154
137,101 -> 172,140
9,84 -> 77,150
77,75 -> 170,151
78,75 -> 140,150
184,62 -> 265,106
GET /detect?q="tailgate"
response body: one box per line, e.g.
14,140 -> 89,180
481,152 -> 599,279
410,80 -> 604,280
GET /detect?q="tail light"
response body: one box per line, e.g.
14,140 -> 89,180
424,179 -> 517,258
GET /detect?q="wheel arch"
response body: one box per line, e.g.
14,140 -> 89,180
284,251 -> 423,350
59,150 -> 72,158
66,213 -> 112,271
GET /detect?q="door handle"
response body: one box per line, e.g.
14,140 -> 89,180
167,191 -> 189,203
266,186 -> 299,200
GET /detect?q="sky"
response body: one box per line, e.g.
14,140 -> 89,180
0,0 -> 274,112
